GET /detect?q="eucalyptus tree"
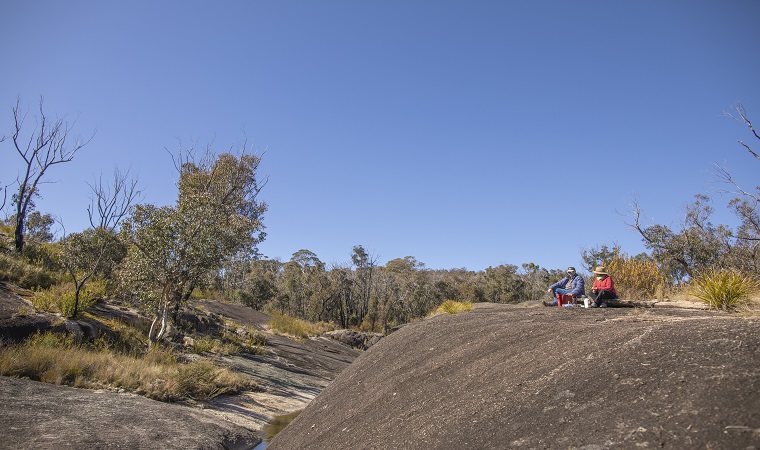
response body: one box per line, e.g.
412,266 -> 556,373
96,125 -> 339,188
481,264 -> 524,303
351,245 -> 378,325
326,263 -> 354,328
282,249 -> 325,318
229,258 -> 282,309
58,170 -> 137,318
59,227 -> 124,318
119,148 -> 266,344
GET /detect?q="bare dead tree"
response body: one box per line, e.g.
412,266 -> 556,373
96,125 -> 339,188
717,102 -> 760,243
0,182 -> 7,212
10,96 -> 94,253
724,102 -> 760,162
87,168 -> 141,231
0,134 -> 6,211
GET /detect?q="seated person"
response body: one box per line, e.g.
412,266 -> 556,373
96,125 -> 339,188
544,266 -> 585,306
589,266 -> 618,307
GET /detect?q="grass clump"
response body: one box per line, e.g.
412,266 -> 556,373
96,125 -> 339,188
0,253 -> 56,290
188,325 -> 268,356
31,280 -> 106,317
432,300 -> 473,315
269,312 -> 336,340
690,268 -> 757,311
0,332 -> 255,401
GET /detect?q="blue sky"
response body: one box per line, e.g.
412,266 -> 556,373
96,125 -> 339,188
1,1 -> 758,272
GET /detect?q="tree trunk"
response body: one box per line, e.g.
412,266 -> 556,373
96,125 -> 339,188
71,285 -> 81,319
14,214 -> 25,254
148,315 -> 160,344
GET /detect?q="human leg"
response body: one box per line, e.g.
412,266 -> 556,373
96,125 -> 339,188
594,290 -> 617,307
548,287 -> 572,306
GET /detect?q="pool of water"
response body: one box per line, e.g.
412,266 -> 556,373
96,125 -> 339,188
252,410 -> 302,449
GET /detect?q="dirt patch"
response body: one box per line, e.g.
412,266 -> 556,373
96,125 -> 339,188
270,303 -> 760,449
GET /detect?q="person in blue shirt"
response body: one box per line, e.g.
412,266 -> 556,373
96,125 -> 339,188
544,266 -> 585,306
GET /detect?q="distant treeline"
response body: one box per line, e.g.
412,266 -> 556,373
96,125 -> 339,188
216,246 -> 568,332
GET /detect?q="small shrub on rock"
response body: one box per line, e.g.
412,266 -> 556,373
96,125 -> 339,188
432,300 -> 473,315
269,312 -> 336,339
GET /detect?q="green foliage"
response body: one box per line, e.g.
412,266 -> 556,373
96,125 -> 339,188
88,317 -> 148,356
689,269 -> 757,311
432,300 -> 473,315
32,281 -> 102,316
188,335 -> 218,353
118,150 -> 267,342
0,252 -> 56,290
20,240 -> 62,272
581,245 -> 619,272
481,264 -> 524,303
24,211 -> 56,243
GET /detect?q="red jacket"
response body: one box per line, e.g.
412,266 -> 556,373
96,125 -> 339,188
592,276 -> 616,295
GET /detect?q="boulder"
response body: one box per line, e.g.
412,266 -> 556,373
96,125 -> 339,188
270,303 -> 760,449
323,329 -> 384,350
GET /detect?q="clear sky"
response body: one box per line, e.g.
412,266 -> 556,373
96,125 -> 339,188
1,1 -> 758,273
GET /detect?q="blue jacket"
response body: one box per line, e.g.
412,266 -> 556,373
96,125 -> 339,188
550,274 -> 585,297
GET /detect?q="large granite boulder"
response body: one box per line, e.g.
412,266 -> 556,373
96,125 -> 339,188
270,303 -> 760,449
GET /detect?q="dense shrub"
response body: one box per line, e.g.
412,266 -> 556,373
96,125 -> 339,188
32,280 -> 106,317
606,251 -> 666,299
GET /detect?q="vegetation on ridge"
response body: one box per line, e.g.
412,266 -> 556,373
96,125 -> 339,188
0,99 -> 759,407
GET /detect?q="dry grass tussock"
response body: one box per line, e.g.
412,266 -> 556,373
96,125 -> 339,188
0,332 -> 255,401
432,300 -> 473,315
268,312 -> 337,340
690,269 -> 758,311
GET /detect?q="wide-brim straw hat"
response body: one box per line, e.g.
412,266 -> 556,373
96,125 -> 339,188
593,266 -> 609,275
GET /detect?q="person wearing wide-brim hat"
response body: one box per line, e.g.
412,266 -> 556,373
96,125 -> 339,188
589,266 -> 618,307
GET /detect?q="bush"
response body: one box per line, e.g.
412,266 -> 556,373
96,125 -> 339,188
269,312 -> 336,339
171,360 -> 249,400
605,251 -> 666,299
189,335 -> 218,354
432,300 -> 473,315
32,282 -> 101,317
89,317 -> 147,356
689,269 -> 757,311
0,253 -> 56,290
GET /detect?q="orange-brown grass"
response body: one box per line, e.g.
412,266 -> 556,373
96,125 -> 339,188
0,332 -> 254,401
269,312 -> 336,340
